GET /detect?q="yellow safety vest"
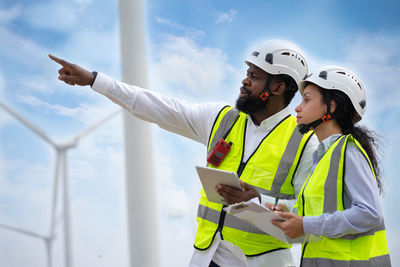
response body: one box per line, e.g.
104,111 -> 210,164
296,135 -> 391,266
194,106 -> 314,256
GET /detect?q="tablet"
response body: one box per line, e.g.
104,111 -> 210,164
195,166 -> 242,204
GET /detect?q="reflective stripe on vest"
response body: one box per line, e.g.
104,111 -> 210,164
195,106 -> 314,255
269,128 -> 304,199
301,254 -> 391,267
297,135 -> 391,266
198,204 -> 265,235
207,108 -> 239,160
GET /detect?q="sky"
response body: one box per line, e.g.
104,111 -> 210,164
0,0 -> 399,266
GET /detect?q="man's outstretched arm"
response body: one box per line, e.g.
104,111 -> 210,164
49,54 -> 227,145
49,54 -> 95,86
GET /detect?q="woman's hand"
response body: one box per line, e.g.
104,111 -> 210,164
271,211 -> 304,239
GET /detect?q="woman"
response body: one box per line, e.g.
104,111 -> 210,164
270,65 -> 391,266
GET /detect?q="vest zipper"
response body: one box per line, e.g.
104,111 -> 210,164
216,119 -> 248,239
237,162 -> 246,176
216,205 -> 227,239
300,243 -> 307,267
299,169 -> 308,266
215,115 -> 290,239
237,115 -> 292,178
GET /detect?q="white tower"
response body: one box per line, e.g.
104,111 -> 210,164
118,0 -> 159,266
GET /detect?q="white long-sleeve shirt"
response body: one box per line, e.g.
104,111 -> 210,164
92,72 -> 319,267
302,134 -> 383,238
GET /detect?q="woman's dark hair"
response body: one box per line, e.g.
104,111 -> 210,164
320,88 -> 383,193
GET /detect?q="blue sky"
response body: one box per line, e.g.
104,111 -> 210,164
0,0 -> 399,266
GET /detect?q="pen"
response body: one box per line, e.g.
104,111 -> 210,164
273,196 -> 279,211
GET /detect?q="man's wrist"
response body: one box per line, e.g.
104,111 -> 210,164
91,71 -> 98,87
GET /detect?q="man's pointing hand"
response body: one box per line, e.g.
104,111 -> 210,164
49,54 -> 95,86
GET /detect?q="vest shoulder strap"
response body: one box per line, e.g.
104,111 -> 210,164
207,107 -> 240,156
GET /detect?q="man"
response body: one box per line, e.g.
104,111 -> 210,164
50,39 -> 318,267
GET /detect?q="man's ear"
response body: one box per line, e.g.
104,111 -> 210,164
270,81 -> 286,96
330,99 -> 337,113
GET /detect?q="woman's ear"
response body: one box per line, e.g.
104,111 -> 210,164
270,81 -> 286,96
330,99 -> 337,113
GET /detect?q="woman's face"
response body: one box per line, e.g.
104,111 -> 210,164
295,84 -> 326,125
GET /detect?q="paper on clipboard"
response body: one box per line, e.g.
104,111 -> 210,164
224,200 -> 320,244
195,166 -> 242,204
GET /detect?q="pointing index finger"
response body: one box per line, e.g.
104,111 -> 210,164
48,54 -> 70,67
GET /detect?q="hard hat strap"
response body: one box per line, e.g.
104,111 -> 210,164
258,76 -> 273,102
297,112 -> 333,134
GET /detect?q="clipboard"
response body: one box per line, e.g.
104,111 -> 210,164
195,166 -> 242,204
225,201 -> 321,244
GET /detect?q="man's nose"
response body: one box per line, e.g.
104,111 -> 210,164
242,76 -> 251,86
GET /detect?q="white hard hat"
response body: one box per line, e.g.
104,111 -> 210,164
299,65 -> 366,122
245,40 -> 308,85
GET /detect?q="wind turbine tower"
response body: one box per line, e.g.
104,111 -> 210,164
118,0 -> 160,266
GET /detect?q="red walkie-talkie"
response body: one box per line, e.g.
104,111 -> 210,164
207,139 -> 232,167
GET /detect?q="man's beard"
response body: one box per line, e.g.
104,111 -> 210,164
235,86 -> 268,114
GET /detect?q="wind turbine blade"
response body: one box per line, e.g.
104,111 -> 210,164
0,101 -> 56,147
0,223 -> 47,239
71,109 -> 120,142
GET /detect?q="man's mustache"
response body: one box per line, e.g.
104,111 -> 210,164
240,86 -> 252,95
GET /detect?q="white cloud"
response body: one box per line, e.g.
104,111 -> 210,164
154,139 -> 202,267
0,115 -> 127,267
340,33 -> 399,263
0,69 -> 5,100
23,3 -> 79,31
0,27 -> 86,98
58,25 -> 121,73
150,35 -> 235,99
12,92 -> 120,132
0,157 -> 53,234
15,93 -> 82,117
73,0 -> 93,10
216,9 -> 237,23
156,153 -> 191,218
0,27 -> 52,72
0,2 -> 127,267
0,23 -> 121,131
289,34 -> 400,121
155,16 -> 205,39
18,75 -> 59,94
0,5 -> 22,25
341,34 -> 400,116
0,230 -> 47,267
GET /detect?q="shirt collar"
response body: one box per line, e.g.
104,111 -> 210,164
248,106 -> 290,132
313,134 -> 342,164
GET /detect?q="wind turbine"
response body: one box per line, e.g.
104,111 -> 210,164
119,0 -> 159,266
0,100 -> 120,267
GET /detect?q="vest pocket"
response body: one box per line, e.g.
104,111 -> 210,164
306,237 -> 351,260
